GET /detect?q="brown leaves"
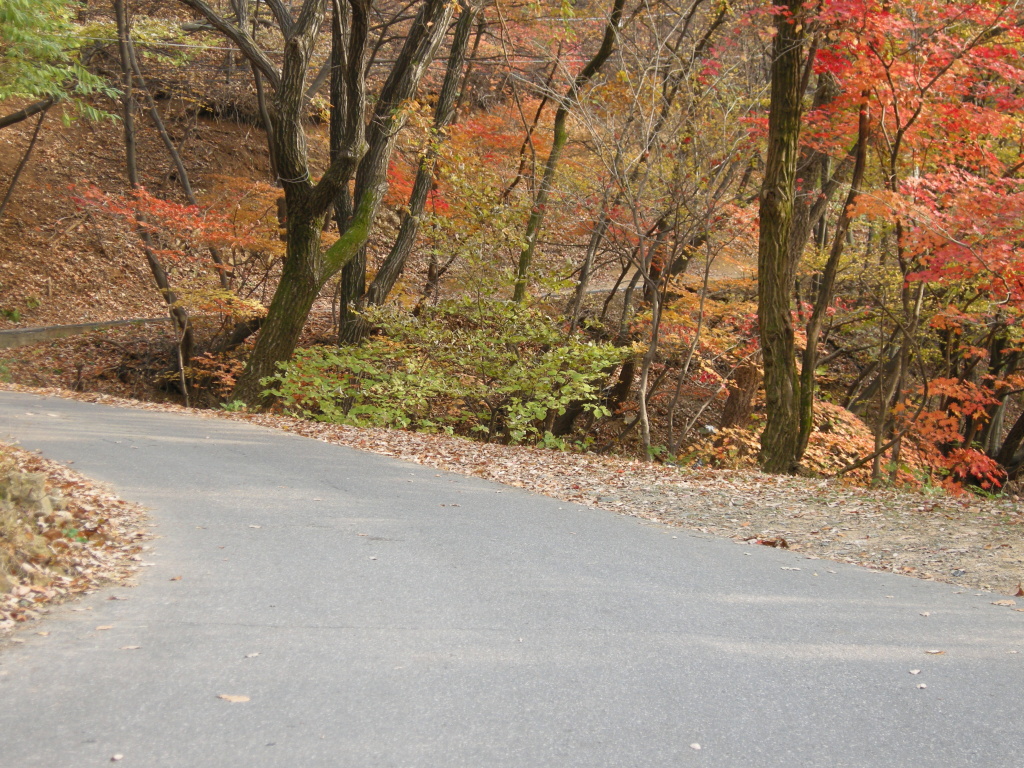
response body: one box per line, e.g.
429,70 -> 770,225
1,441 -> 148,638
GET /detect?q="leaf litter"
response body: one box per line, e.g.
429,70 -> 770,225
1,438 -> 148,642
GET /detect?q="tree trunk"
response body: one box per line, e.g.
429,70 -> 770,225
337,0 -> 461,343
179,0 -> 461,406
796,91 -> 870,459
721,364 -> 762,430
362,2 -> 479,316
757,0 -> 808,474
232,217 -> 326,403
512,0 -> 625,303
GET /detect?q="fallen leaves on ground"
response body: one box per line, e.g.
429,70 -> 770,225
1,439 -> 148,640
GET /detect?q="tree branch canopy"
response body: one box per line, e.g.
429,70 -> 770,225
176,0 -> 281,88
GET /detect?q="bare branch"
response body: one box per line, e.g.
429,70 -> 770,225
264,0 -> 296,36
177,0 -> 281,89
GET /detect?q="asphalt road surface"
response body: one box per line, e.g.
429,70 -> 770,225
1,392 -> 1021,767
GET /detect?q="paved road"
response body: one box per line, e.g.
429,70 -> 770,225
0,392 -> 1021,767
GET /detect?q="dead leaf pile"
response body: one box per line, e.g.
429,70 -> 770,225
0,441 -> 148,640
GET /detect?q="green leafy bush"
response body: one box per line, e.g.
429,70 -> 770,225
1,0 -> 119,119
264,299 -> 628,444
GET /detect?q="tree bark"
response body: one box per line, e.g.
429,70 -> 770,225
721,364 -> 762,430
233,214 -> 326,403
796,91 -> 870,459
757,0 -> 808,474
0,98 -> 56,132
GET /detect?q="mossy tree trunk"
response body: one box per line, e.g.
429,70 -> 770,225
232,202 -> 326,403
337,0 -> 477,343
178,0 -> 457,406
756,0 -> 809,473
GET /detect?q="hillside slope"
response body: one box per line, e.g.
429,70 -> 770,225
1,98 -> 274,330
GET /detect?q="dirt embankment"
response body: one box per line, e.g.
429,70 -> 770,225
0,94 -> 275,332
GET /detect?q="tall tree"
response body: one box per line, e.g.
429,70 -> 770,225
176,0 -> 458,405
338,0 -> 481,343
757,0 -> 811,473
512,0 -> 626,303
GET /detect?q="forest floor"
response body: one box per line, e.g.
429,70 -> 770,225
3,383 -> 1023,609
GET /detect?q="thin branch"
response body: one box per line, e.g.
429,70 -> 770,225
0,97 -> 57,131
176,0 -> 281,88
0,105 -> 50,222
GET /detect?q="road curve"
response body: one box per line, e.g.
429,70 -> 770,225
0,391 -> 1021,767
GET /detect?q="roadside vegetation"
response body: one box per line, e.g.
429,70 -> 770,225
2,0 -> 1024,505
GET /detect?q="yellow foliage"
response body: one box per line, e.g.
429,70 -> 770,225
173,288 -> 267,321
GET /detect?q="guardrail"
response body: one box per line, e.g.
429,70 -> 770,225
0,317 -> 171,350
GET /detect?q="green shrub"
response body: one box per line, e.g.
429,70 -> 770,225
264,299 -> 628,444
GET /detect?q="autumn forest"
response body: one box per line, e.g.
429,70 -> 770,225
3,0 -> 1024,493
